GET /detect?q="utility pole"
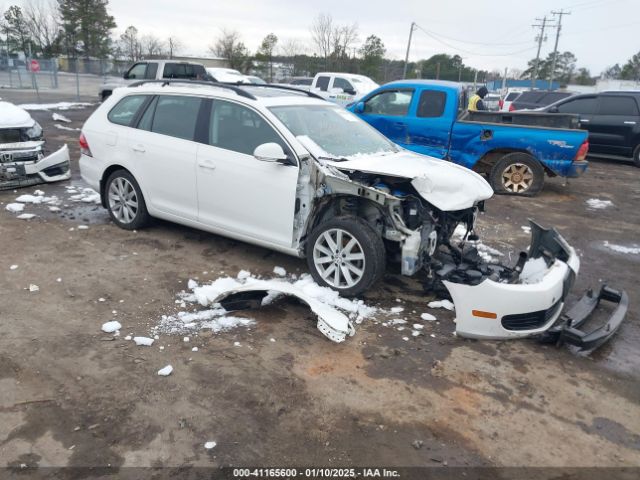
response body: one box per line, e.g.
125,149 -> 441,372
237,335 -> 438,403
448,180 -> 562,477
548,9 -> 571,89
531,16 -> 549,89
402,22 -> 416,79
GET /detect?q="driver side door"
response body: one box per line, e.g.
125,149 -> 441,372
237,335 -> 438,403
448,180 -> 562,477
195,99 -> 299,247
358,89 -> 414,146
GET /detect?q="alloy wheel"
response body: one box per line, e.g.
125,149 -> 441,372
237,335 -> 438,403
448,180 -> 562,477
313,228 -> 366,289
108,177 -> 138,224
501,163 -> 534,193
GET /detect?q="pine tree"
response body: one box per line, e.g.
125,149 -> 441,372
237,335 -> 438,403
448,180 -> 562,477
58,0 -> 116,58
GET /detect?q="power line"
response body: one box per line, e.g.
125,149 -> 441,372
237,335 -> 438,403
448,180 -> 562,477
548,9 -> 571,88
531,16 -> 552,88
413,28 -> 533,47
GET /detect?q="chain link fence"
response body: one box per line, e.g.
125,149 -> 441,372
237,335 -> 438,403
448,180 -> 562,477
0,57 -> 131,101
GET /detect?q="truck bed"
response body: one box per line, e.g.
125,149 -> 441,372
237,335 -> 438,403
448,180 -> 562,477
461,110 -> 580,130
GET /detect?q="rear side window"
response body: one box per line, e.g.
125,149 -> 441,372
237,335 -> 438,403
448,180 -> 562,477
149,95 -> 203,140
162,63 -> 204,79
108,95 -> 148,126
333,77 -> 353,91
599,96 -> 639,116
364,90 -> 413,116
208,99 -> 287,156
556,97 -> 597,114
315,76 -> 330,91
516,91 -> 545,104
506,92 -> 520,101
417,90 -> 446,118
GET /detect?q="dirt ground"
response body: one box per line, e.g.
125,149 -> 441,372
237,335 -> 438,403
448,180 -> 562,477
1,90 -> 639,476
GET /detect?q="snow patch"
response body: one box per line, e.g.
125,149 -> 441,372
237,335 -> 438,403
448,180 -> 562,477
204,441 -> 217,449
68,188 -> 100,204
17,213 -> 36,220
603,241 -> 640,255
427,300 -> 455,311
586,198 -> 614,210
54,124 -> 81,132
519,257 -> 549,284
133,336 -> 154,346
101,321 -> 121,333
10,265 -> 18,270
52,112 -> 71,123
6,203 -> 25,213
273,266 -> 287,277
18,102 -> 92,111
157,365 -> 173,376
29,284 -> 39,292
420,313 -> 436,321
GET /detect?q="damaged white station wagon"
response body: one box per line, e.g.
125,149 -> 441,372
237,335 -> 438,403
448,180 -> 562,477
79,81 -> 627,347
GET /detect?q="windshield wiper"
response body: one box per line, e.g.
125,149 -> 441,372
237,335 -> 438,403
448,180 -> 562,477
317,155 -> 349,162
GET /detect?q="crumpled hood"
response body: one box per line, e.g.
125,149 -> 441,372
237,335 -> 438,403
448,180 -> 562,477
329,150 -> 494,211
0,102 -> 35,129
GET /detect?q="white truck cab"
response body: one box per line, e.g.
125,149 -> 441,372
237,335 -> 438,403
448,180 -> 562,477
310,72 -> 379,106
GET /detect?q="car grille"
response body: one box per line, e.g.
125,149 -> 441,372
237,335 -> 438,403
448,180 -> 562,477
0,150 -> 40,163
501,300 -> 563,331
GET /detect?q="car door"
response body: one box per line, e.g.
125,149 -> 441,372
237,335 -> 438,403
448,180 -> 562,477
195,99 -> 299,247
404,88 -> 453,159
124,62 -> 148,80
127,94 -> 202,220
555,95 -> 599,148
358,89 -> 414,147
329,77 -> 356,106
590,95 -> 640,156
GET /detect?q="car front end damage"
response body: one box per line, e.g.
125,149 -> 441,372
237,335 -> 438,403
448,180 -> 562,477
0,141 -> 71,190
439,221 -> 628,351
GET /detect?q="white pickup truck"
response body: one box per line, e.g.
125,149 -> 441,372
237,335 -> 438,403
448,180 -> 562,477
301,72 -> 379,106
98,60 -> 208,101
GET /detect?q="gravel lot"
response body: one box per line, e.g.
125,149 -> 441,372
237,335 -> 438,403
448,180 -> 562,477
1,90 -> 639,474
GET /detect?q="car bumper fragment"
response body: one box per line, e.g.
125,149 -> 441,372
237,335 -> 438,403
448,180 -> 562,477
1,144 -> 71,190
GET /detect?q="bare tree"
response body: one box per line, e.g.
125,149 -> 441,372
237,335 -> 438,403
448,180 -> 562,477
310,13 -> 333,68
209,29 -> 249,71
167,36 -> 181,59
119,25 -> 142,62
141,34 -> 165,58
23,0 -> 60,56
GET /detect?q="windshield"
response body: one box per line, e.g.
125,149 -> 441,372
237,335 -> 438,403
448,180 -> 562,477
269,104 -> 397,158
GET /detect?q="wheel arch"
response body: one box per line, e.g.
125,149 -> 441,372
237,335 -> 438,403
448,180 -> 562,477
100,164 -> 133,208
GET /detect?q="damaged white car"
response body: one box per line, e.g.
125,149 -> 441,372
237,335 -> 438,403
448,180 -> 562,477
0,101 -> 70,190
79,82 -> 627,346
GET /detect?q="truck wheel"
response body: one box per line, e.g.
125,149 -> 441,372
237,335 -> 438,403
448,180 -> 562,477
306,216 -> 385,297
632,145 -> 640,168
490,153 -> 544,196
105,169 -> 151,230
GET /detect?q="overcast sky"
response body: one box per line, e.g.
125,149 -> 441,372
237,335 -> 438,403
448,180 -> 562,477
34,0 -> 640,74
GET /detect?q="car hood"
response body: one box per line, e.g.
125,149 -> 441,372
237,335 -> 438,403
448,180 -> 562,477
328,150 -> 494,211
0,102 -> 35,128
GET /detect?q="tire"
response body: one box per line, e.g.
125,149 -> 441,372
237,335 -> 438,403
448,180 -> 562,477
489,152 -> 545,196
633,145 -> 640,168
306,216 -> 386,297
104,169 -> 150,230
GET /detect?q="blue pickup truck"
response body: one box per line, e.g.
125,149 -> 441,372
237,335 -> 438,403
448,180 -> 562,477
348,80 -> 589,196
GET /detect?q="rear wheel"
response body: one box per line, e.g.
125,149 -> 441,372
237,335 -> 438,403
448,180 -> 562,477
306,216 -> 385,297
632,145 -> 640,167
105,170 -> 150,230
490,152 -> 545,196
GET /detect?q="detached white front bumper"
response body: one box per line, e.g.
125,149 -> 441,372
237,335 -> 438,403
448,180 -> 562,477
0,144 -> 70,189
443,223 -> 581,340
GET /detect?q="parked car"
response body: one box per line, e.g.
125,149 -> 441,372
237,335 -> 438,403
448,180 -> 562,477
499,90 -> 523,111
544,91 -> 640,167
78,81 -> 624,346
0,101 -> 70,190
348,80 -> 589,196
246,75 -> 267,85
98,60 -> 208,101
483,93 -> 501,111
206,68 -> 251,84
509,90 -> 574,111
309,72 -> 379,106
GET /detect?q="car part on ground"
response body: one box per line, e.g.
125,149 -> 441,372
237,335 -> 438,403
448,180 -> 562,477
0,102 -> 71,190
210,280 -> 356,343
436,220 -> 627,352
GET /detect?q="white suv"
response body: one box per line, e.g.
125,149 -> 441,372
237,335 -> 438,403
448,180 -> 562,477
79,81 -> 492,296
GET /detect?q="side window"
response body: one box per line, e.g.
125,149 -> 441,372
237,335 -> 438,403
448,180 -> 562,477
145,63 -> 158,79
417,90 -> 446,118
599,96 -> 639,116
136,96 -> 157,131
208,100 -> 287,156
150,95 -> 202,140
333,77 -> 353,92
315,76 -> 331,91
363,90 -> 413,116
107,95 -> 148,126
126,63 -> 147,79
162,63 -> 178,78
556,97 -> 597,114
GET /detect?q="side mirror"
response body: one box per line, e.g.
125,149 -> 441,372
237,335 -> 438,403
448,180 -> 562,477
343,88 -> 356,95
123,72 -> 130,79
253,142 -> 289,163
549,106 -> 559,113
354,102 -> 365,114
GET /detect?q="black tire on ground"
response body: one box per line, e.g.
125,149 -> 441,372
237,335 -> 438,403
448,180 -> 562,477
632,145 -> 640,168
489,152 -> 545,196
306,216 -> 386,297
104,169 -> 151,230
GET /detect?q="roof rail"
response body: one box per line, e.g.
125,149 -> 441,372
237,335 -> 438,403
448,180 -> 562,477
127,79 -> 256,100
242,83 -> 325,100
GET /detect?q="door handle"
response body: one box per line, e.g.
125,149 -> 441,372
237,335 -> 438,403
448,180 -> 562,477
198,161 -> 216,170
132,144 -> 145,153
624,121 -> 636,125
579,119 -> 590,123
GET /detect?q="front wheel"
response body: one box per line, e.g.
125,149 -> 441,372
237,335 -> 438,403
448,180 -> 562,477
632,145 -> 640,168
105,169 -> 150,230
306,216 -> 386,297
489,152 -> 545,196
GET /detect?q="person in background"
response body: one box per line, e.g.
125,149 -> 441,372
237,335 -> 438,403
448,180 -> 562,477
468,86 -> 488,111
